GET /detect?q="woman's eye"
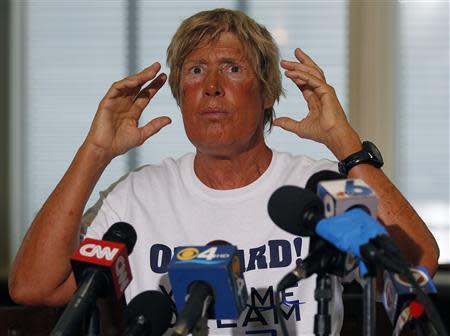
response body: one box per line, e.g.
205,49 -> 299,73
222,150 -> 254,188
190,66 -> 203,74
229,65 -> 241,73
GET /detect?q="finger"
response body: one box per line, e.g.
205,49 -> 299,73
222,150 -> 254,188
285,73 -> 321,114
302,88 -> 321,115
108,62 -> 162,97
139,116 -> 172,143
284,71 -> 308,86
294,48 -> 325,79
287,76 -> 308,87
272,117 -> 300,134
284,70 -> 323,103
281,60 -> 325,81
133,73 -> 167,112
285,70 -> 332,99
283,70 -> 322,115
294,71 -> 336,101
128,62 -> 162,87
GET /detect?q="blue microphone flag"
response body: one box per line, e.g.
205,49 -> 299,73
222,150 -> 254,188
168,245 -> 248,320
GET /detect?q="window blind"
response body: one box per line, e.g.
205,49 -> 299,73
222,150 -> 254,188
395,2 -> 449,262
24,1 -> 129,227
250,1 -> 348,160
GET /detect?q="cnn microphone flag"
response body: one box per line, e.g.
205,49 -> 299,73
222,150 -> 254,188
71,238 -> 133,298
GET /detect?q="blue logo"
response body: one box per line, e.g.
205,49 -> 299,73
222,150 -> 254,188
345,180 -> 372,196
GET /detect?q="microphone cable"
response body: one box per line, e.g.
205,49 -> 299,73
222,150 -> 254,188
363,238 -> 447,336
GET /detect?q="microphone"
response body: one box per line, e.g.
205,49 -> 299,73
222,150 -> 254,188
276,171 -> 357,291
269,187 -> 448,335
51,222 -> 137,336
122,290 -> 174,336
383,266 -> 437,325
305,170 -> 346,193
71,221 -> 136,299
310,176 -> 415,276
167,245 -> 248,336
267,186 -> 403,273
310,173 -> 382,274
388,268 -> 447,336
305,170 -> 357,277
277,238 -> 357,291
268,185 -> 324,237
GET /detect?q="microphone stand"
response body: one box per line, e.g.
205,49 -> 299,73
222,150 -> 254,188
50,270 -> 105,336
362,263 -> 377,336
314,273 -> 332,336
191,315 -> 209,336
191,294 -> 212,336
86,302 -> 100,336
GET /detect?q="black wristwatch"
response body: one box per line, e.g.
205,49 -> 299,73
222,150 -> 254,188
338,141 -> 384,176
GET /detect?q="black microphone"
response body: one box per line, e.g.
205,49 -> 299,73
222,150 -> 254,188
102,221 -> 137,254
268,185 -> 324,237
305,170 -> 346,193
277,238 -> 357,291
51,222 -> 137,336
122,290 -> 174,336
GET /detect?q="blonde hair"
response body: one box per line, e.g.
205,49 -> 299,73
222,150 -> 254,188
166,8 -> 283,128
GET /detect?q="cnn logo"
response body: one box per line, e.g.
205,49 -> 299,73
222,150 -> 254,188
79,243 -> 119,261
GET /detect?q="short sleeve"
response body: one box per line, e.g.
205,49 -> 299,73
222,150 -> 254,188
81,173 -> 130,241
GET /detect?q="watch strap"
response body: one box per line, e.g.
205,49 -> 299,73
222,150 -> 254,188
338,141 -> 383,175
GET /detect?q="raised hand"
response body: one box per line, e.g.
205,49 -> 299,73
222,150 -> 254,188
84,62 -> 171,163
274,48 -> 361,159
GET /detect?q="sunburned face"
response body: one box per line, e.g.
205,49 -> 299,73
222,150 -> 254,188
179,32 -> 273,157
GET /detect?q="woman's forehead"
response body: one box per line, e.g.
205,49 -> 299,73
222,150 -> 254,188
184,32 -> 250,63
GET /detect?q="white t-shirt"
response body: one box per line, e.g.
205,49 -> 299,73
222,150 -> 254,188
84,150 -> 344,335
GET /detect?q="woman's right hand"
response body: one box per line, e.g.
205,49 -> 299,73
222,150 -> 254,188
84,62 -> 171,163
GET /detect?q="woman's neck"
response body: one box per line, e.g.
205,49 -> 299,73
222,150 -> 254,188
193,143 -> 273,190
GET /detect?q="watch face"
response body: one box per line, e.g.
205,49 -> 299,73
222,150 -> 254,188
363,141 -> 384,167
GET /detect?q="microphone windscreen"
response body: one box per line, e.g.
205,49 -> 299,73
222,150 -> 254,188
305,170 -> 345,193
125,290 -> 173,336
268,185 -> 323,237
102,222 -> 137,254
